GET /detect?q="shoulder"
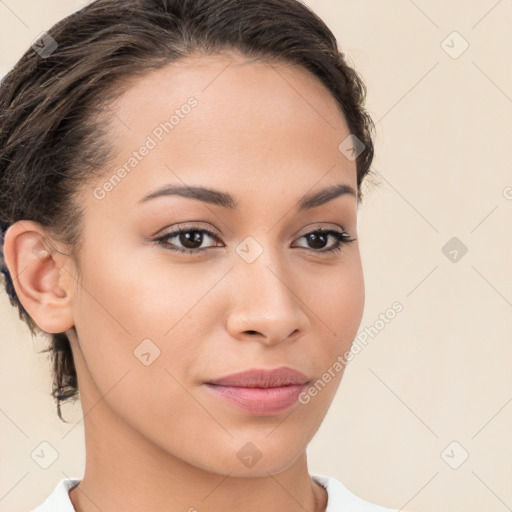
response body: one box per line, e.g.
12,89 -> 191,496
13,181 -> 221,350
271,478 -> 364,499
30,478 -> 80,512
312,473 -> 399,512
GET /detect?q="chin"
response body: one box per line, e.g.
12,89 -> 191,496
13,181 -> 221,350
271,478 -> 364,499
192,436 -> 306,477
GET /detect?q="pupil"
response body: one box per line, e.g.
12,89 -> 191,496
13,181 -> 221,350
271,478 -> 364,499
181,231 -> 203,249
308,232 -> 326,249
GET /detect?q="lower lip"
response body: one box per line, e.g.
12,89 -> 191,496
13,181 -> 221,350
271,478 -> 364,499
204,383 -> 306,415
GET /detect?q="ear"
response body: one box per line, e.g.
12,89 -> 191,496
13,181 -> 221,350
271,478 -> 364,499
3,220 -> 75,334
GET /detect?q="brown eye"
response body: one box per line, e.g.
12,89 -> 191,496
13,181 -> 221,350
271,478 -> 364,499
155,227 -> 221,254
293,229 -> 355,254
154,226 -> 354,255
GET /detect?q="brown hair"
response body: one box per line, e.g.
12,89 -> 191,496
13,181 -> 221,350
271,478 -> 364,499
0,0 -> 375,421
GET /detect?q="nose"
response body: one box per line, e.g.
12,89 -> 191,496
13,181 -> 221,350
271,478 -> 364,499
225,247 -> 310,346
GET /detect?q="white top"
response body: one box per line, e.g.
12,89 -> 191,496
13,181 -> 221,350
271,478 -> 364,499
31,474 -> 398,511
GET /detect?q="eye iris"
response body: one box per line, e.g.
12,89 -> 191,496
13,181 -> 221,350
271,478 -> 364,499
307,232 -> 327,249
180,230 -> 203,249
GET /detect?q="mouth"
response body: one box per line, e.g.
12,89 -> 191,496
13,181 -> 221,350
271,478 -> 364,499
204,366 -> 309,415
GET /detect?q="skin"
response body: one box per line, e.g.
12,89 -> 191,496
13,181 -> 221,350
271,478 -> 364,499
4,51 -> 365,512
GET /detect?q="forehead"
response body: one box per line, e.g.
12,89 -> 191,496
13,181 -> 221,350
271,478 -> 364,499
109,51 -> 345,121
86,51 -> 356,211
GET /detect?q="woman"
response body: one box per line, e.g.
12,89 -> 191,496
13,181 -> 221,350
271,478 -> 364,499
0,0 -> 398,510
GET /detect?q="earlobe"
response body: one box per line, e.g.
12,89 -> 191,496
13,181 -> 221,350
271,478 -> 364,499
3,220 -> 75,334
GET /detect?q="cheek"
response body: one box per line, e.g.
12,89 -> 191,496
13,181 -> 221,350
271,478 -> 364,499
302,258 -> 364,404
71,245 -> 219,387
334,266 -> 365,339
309,257 -> 364,342
70,252 -> 207,433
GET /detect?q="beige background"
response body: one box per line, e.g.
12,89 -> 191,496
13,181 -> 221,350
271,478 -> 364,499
1,1 -> 511,511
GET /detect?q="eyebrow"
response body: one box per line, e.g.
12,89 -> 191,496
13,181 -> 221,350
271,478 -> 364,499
137,182 -> 356,210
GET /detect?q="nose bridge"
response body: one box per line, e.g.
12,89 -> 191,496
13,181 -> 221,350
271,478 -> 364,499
237,234 -> 294,303
226,236 -> 309,343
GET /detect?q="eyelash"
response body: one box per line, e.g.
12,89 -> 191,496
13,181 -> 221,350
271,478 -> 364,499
153,225 -> 355,255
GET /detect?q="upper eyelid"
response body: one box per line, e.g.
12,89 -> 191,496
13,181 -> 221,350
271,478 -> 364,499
157,223 -> 350,239
158,219 -> 350,233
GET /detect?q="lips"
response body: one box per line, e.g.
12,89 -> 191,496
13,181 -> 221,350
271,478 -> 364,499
204,366 -> 309,415
207,366 -> 309,388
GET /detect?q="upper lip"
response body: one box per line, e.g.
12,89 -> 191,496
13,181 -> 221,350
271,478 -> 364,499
207,366 -> 309,388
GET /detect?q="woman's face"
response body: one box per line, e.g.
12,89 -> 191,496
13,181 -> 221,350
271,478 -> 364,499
67,52 -> 364,476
